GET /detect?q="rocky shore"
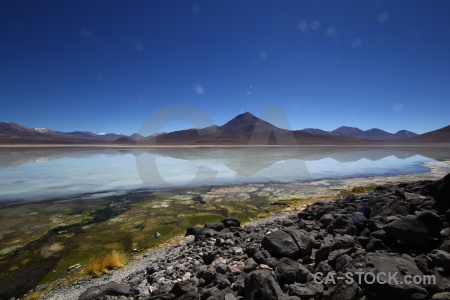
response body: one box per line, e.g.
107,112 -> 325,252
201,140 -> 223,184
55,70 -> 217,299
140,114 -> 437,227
42,173 -> 450,300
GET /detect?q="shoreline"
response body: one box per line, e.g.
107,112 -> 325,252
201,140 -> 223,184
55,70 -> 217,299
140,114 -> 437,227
2,142 -> 447,151
40,173 -> 450,300
1,143 -> 450,148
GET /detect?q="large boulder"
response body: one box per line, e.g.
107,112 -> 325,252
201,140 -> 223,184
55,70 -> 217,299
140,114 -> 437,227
429,173 -> 450,212
330,235 -> 356,251
283,228 -> 313,256
383,211 -> 442,247
261,230 -> 300,259
244,270 -> 283,300
185,226 -> 203,236
276,257 -> 309,284
79,282 -> 130,300
327,216 -> 357,235
170,281 -> 198,298
299,201 -> 337,220
204,222 -> 225,231
347,253 -> 429,300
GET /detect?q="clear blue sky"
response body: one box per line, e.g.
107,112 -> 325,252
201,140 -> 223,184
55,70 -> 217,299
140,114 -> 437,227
1,0 -> 449,135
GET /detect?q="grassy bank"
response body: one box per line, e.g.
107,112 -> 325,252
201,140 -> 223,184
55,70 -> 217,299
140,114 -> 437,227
0,183 -> 377,299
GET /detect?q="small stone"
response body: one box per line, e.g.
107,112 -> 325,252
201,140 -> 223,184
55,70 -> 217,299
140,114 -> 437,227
259,264 -> 273,271
182,272 -> 191,281
244,258 -> 258,273
228,261 -> 245,275
432,292 -> 450,300
430,250 -> 450,272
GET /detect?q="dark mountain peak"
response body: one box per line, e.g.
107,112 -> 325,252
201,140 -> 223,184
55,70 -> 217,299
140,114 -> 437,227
365,128 -> 388,134
221,112 -> 261,127
394,130 -> 418,138
332,126 -> 365,136
220,112 -> 283,134
333,126 -> 361,131
233,112 -> 258,122
129,133 -> 144,140
302,128 -> 329,135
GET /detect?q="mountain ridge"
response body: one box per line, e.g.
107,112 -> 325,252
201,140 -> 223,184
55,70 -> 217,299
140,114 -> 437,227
0,113 -> 448,145
303,125 -> 418,141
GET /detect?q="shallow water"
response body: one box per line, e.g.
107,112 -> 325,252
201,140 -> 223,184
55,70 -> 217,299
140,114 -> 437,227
0,146 -> 449,203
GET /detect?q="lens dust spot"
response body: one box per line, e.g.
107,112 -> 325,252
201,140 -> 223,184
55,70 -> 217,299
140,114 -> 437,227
352,39 -> 362,48
259,51 -> 268,60
378,12 -> 390,24
134,41 -> 144,52
392,103 -> 404,112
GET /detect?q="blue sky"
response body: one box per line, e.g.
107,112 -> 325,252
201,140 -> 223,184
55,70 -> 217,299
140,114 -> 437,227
1,0 -> 449,135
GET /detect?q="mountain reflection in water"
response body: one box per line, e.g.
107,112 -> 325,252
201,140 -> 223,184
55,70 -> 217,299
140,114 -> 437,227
0,146 -> 449,202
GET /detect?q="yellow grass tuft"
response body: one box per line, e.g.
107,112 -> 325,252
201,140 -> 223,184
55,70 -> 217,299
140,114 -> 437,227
350,186 -> 366,193
24,288 -> 48,300
85,250 -> 125,277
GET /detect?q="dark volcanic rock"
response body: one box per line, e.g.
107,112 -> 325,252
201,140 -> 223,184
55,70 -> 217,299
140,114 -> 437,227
244,258 -> 258,273
323,280 -> 362,300
222,217 -> 241,228
170,281 -> 198,298
319,213 -> 334,227
283,228 -> 313,256
430,250 -> 450,273
205,222 -> 225,231
327,216 -> 357,235
440,240 -> 450,252
244,270 -> 282,300
428,173 -> 450,212
201,287 -> 221,300
287,282 -> 324,299
383,211 -> 442,247
334,254 -> 353,272
432,292 -> 450,300
261,230 -> 300,259
185,226 -> 203,236
301,202 -> 337,220
347,252 -> 428,300
366,238 -> 390,252
315,244 -> 331,264
276,257 -> 308,284
78,282 -> 130,300
253,250 -> 271,264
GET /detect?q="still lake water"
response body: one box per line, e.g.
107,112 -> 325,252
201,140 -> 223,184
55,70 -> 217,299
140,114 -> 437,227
0,146 -> 449,203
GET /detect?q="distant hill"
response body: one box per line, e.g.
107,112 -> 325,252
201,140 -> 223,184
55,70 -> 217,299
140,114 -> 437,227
305,126 -> 417,141
0,114 -> 448,145
332,126 -> 417,141
0,122 -> 89,144
398,125 -> 450,143
0,122 -> 122,145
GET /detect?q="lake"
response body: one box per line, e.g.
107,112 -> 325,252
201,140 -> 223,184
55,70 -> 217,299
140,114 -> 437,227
1,146 -> 449,203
